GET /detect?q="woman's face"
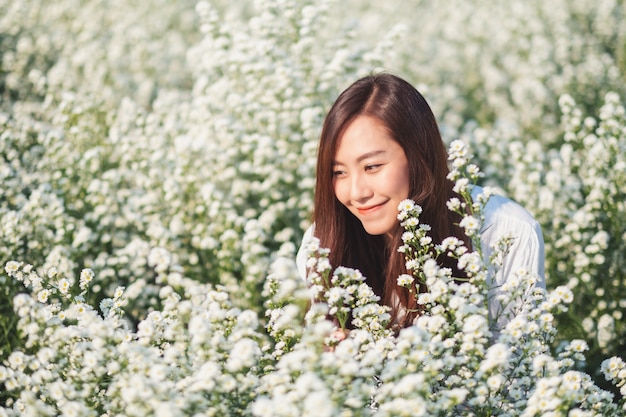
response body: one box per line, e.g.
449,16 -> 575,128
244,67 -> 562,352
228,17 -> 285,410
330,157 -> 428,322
332,116 -> 410,237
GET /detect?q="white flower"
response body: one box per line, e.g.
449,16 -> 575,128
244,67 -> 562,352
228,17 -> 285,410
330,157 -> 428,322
58,278 -> 71,294
4,261 -> 21,274
8,352 -> 25,369
487,374 -> 504,390
316,257 -> 332,273
597,314 -> 615,349
394,373 -> 426,395
422,258 -> 439,279
79,269 -> 95,289
453,178 -> 470,194
463,314 -> 487,335
440,237 -> 461,251
397,199 -> 416,212
397,274 -> 414,287
567,339 -> 588,353
480,343 -> 510,372
417,293 -> 433,304
401,231 -> 415,242
226,338 -> 261,372
378,397 -> 427,416
47,267 -> 58,279
114,286 -> 125,299
148,247 -> 172,272
452,157 -> 465,168
448,139 -> 467,157
446,198 -> 461,211
404,217 -> 419,227
306,237 -> 321,253
326,287 -> 345,305
419,236 -> 432,246
0,366 -> 8,382
60,401 -> 86,417
406,259 -> 420,271
37,289 -> 50,303
459,215 -> 481,236
562,371 -> 582,391
554,286 -> 573,304
467,164 -> 480,176
601,356 -> 625,380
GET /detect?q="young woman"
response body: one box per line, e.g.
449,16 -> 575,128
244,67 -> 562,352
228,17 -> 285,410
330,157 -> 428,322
297,73 -> 545,330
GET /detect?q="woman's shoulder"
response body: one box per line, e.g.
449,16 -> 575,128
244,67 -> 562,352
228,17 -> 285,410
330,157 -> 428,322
298,224 -> 316,253
471,185 -> 540,230
296,224 -> 316,280
471,185 -> 546,289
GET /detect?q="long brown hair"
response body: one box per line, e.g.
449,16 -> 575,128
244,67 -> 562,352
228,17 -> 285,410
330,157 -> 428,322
313,73 -> 468,327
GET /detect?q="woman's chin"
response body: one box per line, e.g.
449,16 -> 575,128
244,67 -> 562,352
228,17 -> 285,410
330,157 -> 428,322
361,223 -> 394,236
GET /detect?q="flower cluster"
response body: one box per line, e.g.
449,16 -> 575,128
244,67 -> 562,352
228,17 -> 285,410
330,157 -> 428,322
253,322 -> 390,417
369,145 -> 624,415
602,357 -> 626,399
397,199 -> 433,284
2,251 -> 273,416
303,238 -> 392,339
1,0 -> 625,412
466,91 -> 626,376
354,0 -> 625,144
0,0 -> 401,358
3,141 -> 626,415
262,256 -> 309,359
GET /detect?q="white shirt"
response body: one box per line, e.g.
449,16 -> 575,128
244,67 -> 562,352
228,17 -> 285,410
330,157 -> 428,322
296,186 -> 545,327
471,186 -> 546,328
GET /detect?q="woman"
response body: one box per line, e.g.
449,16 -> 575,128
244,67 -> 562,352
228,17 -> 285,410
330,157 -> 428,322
297,73 -> 545,330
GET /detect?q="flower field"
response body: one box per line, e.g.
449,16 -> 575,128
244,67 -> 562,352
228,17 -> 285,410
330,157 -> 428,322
1,0 -> 625,415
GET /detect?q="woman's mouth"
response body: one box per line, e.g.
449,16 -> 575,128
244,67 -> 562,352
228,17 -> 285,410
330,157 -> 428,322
356,202 -> 385,215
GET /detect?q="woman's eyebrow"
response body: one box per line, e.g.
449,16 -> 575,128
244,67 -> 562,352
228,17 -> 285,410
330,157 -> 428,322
333,149 -> 386,165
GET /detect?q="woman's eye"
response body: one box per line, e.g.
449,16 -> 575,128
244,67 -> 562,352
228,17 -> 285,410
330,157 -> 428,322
365,164 -> 382,172
332,170 -> 346,177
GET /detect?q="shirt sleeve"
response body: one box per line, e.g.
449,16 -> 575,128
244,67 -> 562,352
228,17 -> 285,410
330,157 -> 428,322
481,212 -> 546,288
478,193 -> 546,329
296,224 -> 315,281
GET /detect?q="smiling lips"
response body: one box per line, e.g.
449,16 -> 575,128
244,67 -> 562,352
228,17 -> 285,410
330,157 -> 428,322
356,202 -> 386,215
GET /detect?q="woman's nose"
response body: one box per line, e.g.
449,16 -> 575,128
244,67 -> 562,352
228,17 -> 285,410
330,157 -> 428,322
350,173 -> 373,202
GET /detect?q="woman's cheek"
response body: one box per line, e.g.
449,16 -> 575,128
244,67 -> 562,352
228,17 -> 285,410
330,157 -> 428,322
333,181 -> 347,205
